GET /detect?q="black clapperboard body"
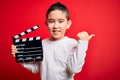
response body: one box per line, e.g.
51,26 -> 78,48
12,25 -> 43,63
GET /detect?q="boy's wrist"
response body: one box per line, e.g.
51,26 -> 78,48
78,40 -> 88,43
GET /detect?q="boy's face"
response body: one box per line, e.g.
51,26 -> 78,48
46,10 -> 72,40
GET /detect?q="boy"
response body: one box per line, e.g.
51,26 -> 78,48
11,2 -> 94,80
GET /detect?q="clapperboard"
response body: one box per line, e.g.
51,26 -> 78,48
12,25 -> 43,63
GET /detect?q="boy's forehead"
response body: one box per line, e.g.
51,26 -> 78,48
47,10 -> 67,19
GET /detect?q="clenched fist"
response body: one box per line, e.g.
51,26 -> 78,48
77,31 -> 95,41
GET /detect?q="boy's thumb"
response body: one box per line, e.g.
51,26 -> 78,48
89,34 -> 95,40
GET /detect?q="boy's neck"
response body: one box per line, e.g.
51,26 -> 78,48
49,36 -> 65,41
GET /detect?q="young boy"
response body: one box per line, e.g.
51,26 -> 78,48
11,2 -> 94,80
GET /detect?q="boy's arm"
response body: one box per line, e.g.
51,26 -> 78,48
21,61 -> 40,73
67,31 -> 95,74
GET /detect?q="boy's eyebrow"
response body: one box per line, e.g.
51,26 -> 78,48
58,18 -> 65,21
47,19 -> 54,21
47,18 -> 65,21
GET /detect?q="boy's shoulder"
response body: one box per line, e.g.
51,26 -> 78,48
65,36 -> 78,47
65,36 -> 77,43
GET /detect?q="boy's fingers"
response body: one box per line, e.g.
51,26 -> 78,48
11,44 -> 18,58
11,45 -> 17,52
11,45 -> 18,57
12,49 -> 17,52
11,52 -> 15,55
11,50 -> 18,57
11,45 -> 16,47
11,45 -> 15,47
12,53 -> 15,57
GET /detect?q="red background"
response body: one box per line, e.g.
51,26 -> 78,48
0,0 -> 120,80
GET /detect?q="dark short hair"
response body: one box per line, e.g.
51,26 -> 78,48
46,2 -> 69,20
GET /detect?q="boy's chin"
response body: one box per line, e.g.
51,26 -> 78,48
50,35 -> 64,41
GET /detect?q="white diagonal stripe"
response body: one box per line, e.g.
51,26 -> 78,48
33,25 -> 38,30
14,35 -> 19,39
20,32 -> 25,36
27,29 -> 32,32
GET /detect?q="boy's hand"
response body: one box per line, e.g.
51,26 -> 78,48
11,45 -> 18,57
77,31 -> 95,41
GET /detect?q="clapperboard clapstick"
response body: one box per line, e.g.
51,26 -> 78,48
12,25 -> 43,63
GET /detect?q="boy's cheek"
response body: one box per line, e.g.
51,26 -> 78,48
47,24 -> 53,28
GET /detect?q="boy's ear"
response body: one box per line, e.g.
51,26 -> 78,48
67,20 -> 72,29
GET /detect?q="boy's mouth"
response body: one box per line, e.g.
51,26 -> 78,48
52,30 -> 60,34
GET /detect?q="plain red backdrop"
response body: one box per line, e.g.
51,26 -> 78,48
0,0 -> 120,80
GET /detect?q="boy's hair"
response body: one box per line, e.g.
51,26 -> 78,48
46,2 -> 69,20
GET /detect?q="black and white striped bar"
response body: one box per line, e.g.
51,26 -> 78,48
14,36 -> 43,62
13,25 -> 39,40
12,25 -> 43,63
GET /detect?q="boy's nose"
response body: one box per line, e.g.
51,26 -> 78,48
53,22 -> 59,28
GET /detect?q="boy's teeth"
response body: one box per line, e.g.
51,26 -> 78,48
53,31 -> 59,32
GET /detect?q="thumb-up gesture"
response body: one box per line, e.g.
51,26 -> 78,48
77,31 -> 95,41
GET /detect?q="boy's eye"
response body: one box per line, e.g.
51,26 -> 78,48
59,21 -> 64,23
47,20 -> 54,23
